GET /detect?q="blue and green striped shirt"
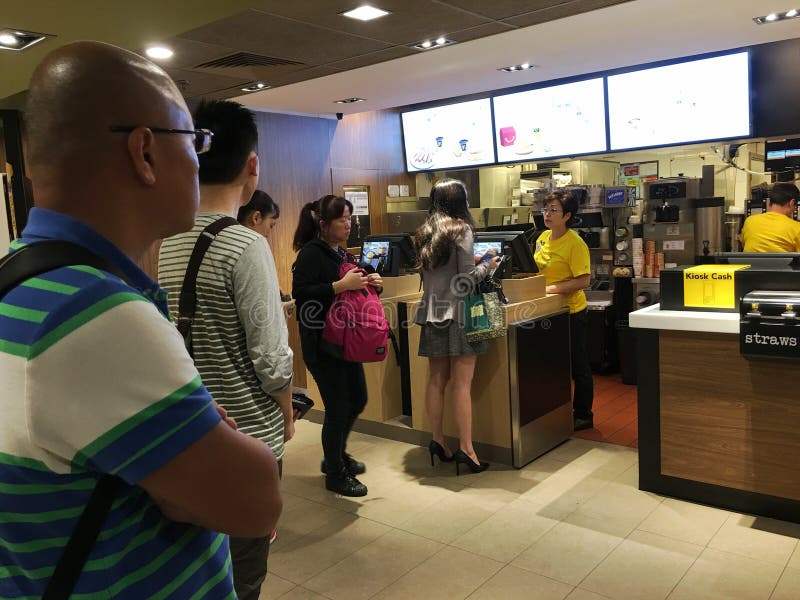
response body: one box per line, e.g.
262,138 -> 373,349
0,208 -> 234,599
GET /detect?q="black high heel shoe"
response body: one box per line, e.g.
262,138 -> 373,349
429,440 -> 454,466
454,450 -> 489,475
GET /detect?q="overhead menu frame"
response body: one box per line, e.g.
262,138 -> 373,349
401,98 -> 497,173
607,51 -> 751,152
492,77 -> 608,163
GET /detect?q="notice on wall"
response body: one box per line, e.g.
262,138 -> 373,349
345,190 -> 369,216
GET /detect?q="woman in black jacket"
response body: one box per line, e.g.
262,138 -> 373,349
291,195 -> 382,497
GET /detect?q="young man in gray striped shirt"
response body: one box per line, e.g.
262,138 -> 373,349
158,100 -> 293,600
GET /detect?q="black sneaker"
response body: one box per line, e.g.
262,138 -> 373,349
321,454 -> 366,476
325,471 -> 368,497
573,416 -> 594,431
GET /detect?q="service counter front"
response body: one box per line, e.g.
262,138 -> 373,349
304,274 -> 574,468
631,302 -> 800,524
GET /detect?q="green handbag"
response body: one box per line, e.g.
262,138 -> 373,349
464,291 -> 507,342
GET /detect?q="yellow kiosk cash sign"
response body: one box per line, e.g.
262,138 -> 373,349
683,265 -> 750,309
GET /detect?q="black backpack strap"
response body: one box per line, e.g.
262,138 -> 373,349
176,217 -> 238,355
388,328 -> 401,366
42,475 -> 121,600
0,240 -> 127,300
0,240 -> 130,600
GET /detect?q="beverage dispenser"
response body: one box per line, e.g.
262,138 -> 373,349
694,197 -> 725,263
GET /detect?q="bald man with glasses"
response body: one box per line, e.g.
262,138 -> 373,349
0,41 -> 281,599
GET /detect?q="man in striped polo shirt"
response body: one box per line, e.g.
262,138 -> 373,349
159,100 -> 294,600
0,43 -> 283,598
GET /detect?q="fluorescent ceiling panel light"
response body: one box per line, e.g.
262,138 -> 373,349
411,37 -> 455,51
145,46 -> 173,60
753,9 -> 800,23
241,82 -> 270,92
341,5 -> 390,21
499,62 -> 536,72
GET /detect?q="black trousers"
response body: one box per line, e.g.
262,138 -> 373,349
307,351 -> 368,473
570,309 -> 594,418
229,459 -> 282,600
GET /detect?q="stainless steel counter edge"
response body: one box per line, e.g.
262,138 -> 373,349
629,303 -> 739,334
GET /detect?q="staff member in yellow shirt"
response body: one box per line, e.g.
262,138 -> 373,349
534,190 -> 594,431
741,183 -> 800,252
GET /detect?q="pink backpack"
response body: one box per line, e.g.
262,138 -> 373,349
322,262 -> 390,363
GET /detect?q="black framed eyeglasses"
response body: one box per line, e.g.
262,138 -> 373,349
542,207 -> 563,214
109,126 -> 214,154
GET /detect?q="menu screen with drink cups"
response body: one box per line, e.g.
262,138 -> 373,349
402,99 -> 496,172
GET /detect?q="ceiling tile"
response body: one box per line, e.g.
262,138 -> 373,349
447,22 -> 517,43
179,9 -> 391,65
326,46 -> 417,71
439,0 -> 567,20
264,66 -> 343,87
502,0 -> 634,27
251,0 -> 492,45
140,37 -> 237,71
166,68 -> 251,98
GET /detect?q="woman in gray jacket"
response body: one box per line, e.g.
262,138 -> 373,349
414,179 -> 500,474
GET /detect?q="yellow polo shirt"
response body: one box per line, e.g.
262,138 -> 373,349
741,212 -> 800,253
534,229 -> 590,314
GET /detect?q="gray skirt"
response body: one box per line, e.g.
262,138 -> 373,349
418,320 -> 489,357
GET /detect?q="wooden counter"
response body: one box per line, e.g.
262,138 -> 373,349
632,305 -> 800,523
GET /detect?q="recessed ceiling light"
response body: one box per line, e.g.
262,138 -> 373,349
0,28 -> 50,51
145,46 -> 173,60
499,62 -> 536,73
753,9 -> 800,24
411,37 -> 455,51
241,82 -> 270,92
334,97 -> 366,104
341,5 -> 390,21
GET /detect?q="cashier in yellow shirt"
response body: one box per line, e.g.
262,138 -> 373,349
534,190 -> 593,431
741,183 -> 800,253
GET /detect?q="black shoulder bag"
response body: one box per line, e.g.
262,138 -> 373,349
176,217 -> 238,356
0,240 -> 129,600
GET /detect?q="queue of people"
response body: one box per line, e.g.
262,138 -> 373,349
9,35 -> 798,600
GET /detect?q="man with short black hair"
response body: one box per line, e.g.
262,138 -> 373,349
158,99 -> 293,600
741,182 -> 800,253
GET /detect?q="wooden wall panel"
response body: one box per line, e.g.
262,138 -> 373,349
660,330 -> 800,501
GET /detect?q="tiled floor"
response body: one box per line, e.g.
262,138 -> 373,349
573,374 -> 638,448
263,421 -> 800,600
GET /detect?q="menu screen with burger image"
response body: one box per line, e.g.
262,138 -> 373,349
401,98 -> 496,172
361,241 -> 391,273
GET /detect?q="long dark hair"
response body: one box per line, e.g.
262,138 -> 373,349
293,194 -> 353,251
414,178 -> 474,271
238,189 -> 279,224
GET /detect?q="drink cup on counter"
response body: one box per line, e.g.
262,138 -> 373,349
645,265 -> 654,278
435,136 -> 444,147
459,139 -> 469,151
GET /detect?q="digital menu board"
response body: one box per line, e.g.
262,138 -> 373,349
492,78 -> 607,163
401,99 -> 496,172
607,52 -> 751,151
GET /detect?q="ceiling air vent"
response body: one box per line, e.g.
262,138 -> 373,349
195,52 -> 304,69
